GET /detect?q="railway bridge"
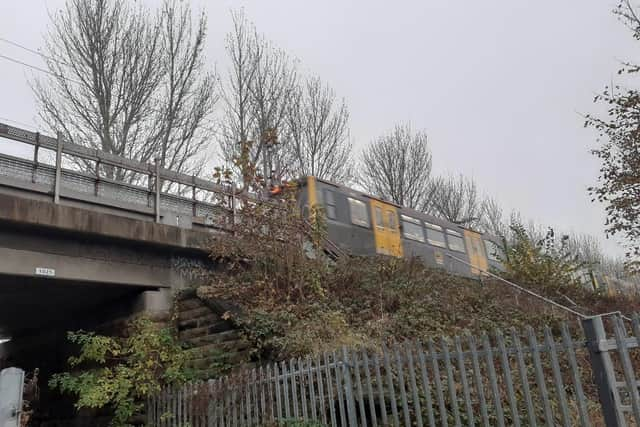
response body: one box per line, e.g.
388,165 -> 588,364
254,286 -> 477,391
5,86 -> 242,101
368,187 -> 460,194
0,122 -> 238,366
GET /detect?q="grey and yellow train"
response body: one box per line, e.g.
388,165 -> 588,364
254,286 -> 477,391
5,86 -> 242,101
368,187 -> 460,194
295,177 -> 638,295
297,176 -> 504,278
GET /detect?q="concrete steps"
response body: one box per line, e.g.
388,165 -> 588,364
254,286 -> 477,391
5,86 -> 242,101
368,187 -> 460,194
176,291 -> 251,380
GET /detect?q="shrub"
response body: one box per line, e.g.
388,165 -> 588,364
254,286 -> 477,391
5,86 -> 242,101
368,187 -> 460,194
49,317 -> 191,427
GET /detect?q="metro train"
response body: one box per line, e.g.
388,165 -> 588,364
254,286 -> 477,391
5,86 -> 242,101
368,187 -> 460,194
295,177 -> 638,294
297,176 -> 504,278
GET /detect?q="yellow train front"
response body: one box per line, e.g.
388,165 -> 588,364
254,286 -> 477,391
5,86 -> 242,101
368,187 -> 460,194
299,176 -> 503,277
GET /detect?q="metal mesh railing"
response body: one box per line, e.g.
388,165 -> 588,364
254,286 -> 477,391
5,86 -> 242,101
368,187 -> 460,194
0,122 -> 236,229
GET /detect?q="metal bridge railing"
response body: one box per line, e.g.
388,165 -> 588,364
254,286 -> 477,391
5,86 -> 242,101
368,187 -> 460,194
0,122 -> 239,229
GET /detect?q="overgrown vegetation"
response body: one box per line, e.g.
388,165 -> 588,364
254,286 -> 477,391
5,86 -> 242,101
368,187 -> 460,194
49,317 -> 191,427
197,188 -> 640,362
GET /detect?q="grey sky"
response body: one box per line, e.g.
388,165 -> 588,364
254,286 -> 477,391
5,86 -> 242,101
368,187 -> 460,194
0,0 -> 634,257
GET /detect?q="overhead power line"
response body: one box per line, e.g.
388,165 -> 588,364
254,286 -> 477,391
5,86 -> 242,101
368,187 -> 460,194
0,53 -> 81,85
0,36 -> 70,67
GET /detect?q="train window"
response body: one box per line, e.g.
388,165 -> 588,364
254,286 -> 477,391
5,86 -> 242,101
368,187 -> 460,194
401,215 -> 425,242
446,229 -> 466,253
348,198 -> 369,227
484,240 -> 502,261
425,222 -> 446,248
387,211 -> 397,230
375,207 -> 383,228
324,190 -> 337,219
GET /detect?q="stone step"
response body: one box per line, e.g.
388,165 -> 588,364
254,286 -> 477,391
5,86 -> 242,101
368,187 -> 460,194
178,306 -> 211,321
178,313 -> 221,331
183,329 -> 242,347
185,339 -> 250,358
177,298 -> 204,311
179,321 -> 234,340
187,350 -> 250,370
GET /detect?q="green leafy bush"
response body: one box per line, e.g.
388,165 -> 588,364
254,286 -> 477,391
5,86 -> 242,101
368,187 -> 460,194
49,317 -> 191,426
500,222 -> 584,292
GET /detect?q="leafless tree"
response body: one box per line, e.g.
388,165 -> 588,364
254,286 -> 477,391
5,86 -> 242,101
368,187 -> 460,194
248,40 -> 298,181
32,0 -> 216,181
150,1 -> 217,176
218,9 -> 260,183
287,76 -> 352,182
424,174 -> 485,228
359,124 -> 432,209
219,10 -> 353,186
219,10 -> 303,187
478,197 -> 508,237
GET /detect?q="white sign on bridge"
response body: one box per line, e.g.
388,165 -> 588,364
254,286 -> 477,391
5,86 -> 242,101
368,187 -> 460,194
34,267 -> 55,277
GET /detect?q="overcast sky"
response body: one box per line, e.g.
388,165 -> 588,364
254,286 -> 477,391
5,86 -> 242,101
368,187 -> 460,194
0,0 -> 635,257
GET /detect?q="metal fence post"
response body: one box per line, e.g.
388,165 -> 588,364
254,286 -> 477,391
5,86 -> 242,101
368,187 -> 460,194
341,347 -> 358,427
582,315 -> 625,426
154,159 -> 161,223
53,131 -> 63,203
31,132 -> 39,183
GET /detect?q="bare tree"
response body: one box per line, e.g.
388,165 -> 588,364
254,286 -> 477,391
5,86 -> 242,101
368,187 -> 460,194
248,40 -> 298,181
424,174 -> 484,228
150,1 -> 217,176
32,0 -> 216,180
287,76 -> 352,182
478,196 -> 508,237
359,124 -> 432,209
219,10 -> 354,186
218,9 -> 260,184
219,10 -> 303,187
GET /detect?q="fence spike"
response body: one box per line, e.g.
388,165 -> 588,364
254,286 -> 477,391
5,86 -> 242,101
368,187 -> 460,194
383,345 -> 401,427
495,329 -> 520,427
544,326 -> 571,427
373,351 -> 389,426
453,336 -> 474,426
427,339 -> 448,427
298,357 -> 309,421
315,354 -> 328,426
613,315 -> 640,424
393,344 -> 412,427
290,358 -> 299,420
306,356 -> 318,421
274,363 -> 283,421
467,334 -> 490,426
352,350 -> 368,427
441,336 -> 462,427
527,326 -> 554,426
334,350 -> 348,426
405,342 -> 423,427
324,351 -> 338,427
342,347 -> 359,427
481,332 -> 505,427
363,351 -> 379,427
416,341 -> 437,427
